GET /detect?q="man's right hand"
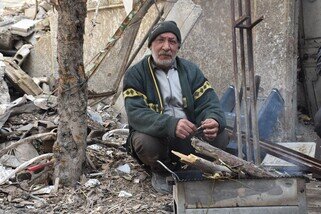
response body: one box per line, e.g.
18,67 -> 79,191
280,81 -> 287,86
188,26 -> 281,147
175,119 -> 197,140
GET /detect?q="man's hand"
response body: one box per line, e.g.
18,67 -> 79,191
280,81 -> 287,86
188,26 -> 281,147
201,118 -> 219,141
175,119 -> 197,140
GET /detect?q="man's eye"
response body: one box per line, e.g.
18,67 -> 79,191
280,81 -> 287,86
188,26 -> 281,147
169,40 -> 178,45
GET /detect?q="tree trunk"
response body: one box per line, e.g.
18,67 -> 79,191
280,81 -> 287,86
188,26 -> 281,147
53,0 -> 87,186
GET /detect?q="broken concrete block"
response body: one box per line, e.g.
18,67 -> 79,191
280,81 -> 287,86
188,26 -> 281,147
33,77 -> 50,93
13,44 -> 33,66
10,19 -> 36,37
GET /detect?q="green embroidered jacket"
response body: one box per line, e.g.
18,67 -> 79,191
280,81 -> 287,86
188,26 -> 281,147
123,55 -> 226,138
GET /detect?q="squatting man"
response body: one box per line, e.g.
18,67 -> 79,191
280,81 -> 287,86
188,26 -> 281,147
123,21 -> 228,193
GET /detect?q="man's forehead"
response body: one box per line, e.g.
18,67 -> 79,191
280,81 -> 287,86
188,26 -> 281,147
156,32 -> 178,40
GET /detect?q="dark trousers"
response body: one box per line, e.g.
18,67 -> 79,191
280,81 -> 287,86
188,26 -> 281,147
130,130 -> 229,173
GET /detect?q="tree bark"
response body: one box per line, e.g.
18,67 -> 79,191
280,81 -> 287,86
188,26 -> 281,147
191,139 -> 278,178
53,0 -> 87,186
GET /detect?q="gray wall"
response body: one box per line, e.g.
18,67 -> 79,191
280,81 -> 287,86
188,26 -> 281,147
178,0 -> 298,140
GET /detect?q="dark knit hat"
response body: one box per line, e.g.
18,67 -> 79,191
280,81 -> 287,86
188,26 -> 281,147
148,21 -> 181,47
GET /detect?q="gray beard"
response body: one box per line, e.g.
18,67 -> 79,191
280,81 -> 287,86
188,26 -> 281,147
152,51 -> 175,69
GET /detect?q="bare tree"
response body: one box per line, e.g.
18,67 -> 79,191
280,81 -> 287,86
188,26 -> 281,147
52,0 -> 88,186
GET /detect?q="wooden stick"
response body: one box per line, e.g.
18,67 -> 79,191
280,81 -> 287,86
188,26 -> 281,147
0,132 -> 56,157
191,139 -> 277,178
172,151 -> 232,175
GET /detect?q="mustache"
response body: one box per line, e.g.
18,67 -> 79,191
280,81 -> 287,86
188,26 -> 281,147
159,51 -> 172,56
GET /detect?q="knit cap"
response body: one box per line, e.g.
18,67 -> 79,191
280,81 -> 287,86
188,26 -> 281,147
148,21 -> 181,47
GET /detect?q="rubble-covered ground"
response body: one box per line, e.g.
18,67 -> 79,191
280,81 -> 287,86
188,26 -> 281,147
0,103 -> 172,214
0,102 -> 319,214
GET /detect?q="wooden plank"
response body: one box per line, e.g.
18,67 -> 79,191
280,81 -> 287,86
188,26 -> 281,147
166,0 -> 202,44
4,59 -> 42,96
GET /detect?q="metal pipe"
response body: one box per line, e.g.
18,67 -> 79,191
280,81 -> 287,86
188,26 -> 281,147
231,0 -> 243,160
245,0 -> 261,164
238,0 -> 252,162
226,128 -> 321,175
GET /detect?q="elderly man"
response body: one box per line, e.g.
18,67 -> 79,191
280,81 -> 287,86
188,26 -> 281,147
123,21 -> 228,193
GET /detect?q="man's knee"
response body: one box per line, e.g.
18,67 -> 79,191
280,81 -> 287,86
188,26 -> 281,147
131,132 -> 169,171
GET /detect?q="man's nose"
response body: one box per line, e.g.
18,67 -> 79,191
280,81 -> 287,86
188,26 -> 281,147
162,40 -> 171,50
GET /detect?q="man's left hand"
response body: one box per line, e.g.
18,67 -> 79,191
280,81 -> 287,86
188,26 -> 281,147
201,119 -> 219,141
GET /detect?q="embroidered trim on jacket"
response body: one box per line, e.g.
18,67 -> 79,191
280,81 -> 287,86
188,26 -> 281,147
123,88 -> 162,112
193,81 -> 213,100
123,88 -> 147,100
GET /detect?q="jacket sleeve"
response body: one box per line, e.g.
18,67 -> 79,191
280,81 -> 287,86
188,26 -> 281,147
191,67 -> 226,133
123,67 -> 180,138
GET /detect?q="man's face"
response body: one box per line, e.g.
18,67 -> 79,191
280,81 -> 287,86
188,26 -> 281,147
150,32 -> 179,69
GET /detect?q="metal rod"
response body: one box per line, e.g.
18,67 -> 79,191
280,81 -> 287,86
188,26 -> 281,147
226,128 -> 321,175
231,0 -> 243,160
234,14 -> 249,27
237,16 -> 263,29
238,0 -> 252,162
245,0 -> 261,165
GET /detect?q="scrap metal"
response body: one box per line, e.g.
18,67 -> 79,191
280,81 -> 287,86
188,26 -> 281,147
231,0 -> 263,164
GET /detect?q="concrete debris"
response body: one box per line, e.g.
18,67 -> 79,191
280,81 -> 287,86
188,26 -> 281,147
13,44 -> 33,66
25,94 -> 57,110
116,163 -> 131,174
0,95 -> 28,129
84,179 -> 100,188
0,165 -> 15,182
118,190 -> 132,198
24,6 -> 37,20
10,19 -> 36,37
32,185 -> 55,195
0,155 -> 21,168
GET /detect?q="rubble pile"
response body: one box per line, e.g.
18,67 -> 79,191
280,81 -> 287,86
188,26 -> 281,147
0,2 -> 171,213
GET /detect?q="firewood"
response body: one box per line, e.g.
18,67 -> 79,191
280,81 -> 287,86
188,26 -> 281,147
191,138 -> 277,178
171,150 -> 233,176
